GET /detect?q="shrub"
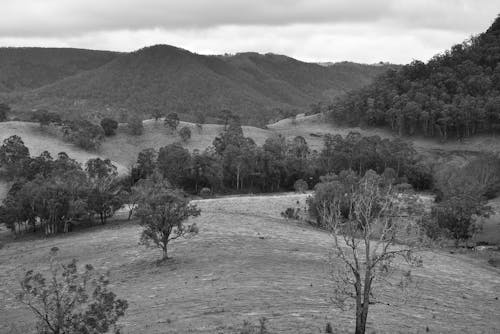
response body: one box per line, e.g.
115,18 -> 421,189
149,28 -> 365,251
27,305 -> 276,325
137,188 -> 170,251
128,115 -> 143,135
17,249 -> 128,334
101,117 -> 118,136
281,207 -> 301,220
293,179 -> 308,193
0,102 -> 10,122
199,187 -> 212,198
179,126 -> 192,142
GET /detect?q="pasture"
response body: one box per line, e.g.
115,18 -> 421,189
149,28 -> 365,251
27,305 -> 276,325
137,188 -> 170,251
0,194 -> 499,333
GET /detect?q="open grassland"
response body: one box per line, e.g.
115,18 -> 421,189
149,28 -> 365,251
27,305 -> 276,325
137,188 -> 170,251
0,194 -> 499,333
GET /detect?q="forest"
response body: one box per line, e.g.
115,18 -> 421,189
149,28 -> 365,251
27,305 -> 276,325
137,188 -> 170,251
329,15 -> 500,140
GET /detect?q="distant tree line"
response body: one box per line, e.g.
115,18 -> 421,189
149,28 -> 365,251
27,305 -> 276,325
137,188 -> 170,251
329,15 -> 500,140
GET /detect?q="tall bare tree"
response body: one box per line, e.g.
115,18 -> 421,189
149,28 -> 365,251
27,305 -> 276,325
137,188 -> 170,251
318,170 -> 426,334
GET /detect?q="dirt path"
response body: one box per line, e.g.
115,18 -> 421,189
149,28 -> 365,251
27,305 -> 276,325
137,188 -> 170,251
0,194 -> 499,333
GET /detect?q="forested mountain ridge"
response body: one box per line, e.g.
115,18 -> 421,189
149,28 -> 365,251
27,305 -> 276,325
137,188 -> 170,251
0,47 -> 119,92
2,45 -> 394,126
329,15 -> 500,140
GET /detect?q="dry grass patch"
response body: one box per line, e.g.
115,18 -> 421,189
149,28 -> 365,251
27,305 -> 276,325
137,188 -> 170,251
0,194 -> 499,333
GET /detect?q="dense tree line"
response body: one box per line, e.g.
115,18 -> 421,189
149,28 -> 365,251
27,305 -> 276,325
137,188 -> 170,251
0,136 -> 125,235
329,15 -> 500,140
129,120 -> 429,195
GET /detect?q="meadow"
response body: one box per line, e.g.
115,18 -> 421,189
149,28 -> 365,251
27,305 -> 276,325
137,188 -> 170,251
0,194 -> 499,333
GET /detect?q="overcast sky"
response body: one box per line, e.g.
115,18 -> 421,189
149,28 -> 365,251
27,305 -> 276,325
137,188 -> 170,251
0,0 -> 498,64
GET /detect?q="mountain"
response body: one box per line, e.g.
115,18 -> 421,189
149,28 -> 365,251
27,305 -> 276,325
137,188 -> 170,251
0,47 -> 118,92
329,14 -> 500,140
3,45 -> 395,126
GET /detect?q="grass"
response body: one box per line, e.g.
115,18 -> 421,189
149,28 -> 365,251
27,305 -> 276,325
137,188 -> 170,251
0,193 -> 499,333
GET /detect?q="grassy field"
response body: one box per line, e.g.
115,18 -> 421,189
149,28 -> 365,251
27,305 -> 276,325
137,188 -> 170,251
0,194 -> 499,334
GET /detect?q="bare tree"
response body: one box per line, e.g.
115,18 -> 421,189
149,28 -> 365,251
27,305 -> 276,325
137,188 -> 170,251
318,170 -> 426,334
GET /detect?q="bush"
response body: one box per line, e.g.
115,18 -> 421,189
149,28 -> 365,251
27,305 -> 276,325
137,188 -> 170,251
179,126 -> 191,142
293,179 -> 308,193
128,115 -> 143,135
199,187 -> 212,198
101,117 -> 118,136
17,249 -> 128,334
281,207 -> 301,220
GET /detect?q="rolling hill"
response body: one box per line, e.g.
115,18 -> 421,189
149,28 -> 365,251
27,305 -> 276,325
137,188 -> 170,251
0,47 -> 118,93
3,45 -> 395,125
329,14 -> 500,139
1,194 -> 499,333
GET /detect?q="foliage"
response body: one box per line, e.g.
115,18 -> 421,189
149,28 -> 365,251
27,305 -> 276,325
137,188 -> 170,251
127,115 -> 143,136
429,155 -> 498,244
179,126 -> 191,142
313,170 -> 426,334
31,110 -> 62,127
62,119 -> 104,150
0,149 -> 123,236
100,118 -> 118,136
7,45 -> 393,126
134,173 -> 201,259
85,158 -> 122,225
0,135 -> 30,178
329,15 -> 500,140
164,112 -> 180,132
157,143 -> 192,187
293,179 -> 308,193
17,249 -> 128,334
0,102 -> 10,121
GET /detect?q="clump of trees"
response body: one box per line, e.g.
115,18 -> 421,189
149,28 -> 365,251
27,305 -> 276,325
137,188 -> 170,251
101,117 -> 118,136
17,249 -> 128,334
127,120 -> 428,195
164,112 -> 180,132
0,136 -> 125,236
62,119 -> 104,150
134,172 -> 201,260
329,15 -> 500,140
32,109 -> 62,127
428,153 -> 499,245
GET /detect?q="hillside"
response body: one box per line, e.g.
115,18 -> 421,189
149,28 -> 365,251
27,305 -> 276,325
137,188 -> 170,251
1,194 -> 499,333
5,45 -> 394,125
329,14 -> 500,140
0,47 -> 118,93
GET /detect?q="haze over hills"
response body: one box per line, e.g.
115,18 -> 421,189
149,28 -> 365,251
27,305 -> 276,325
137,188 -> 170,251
1,45 -> 396,125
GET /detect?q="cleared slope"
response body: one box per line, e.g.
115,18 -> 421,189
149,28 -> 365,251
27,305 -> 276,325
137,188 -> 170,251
0,194 -> 498,333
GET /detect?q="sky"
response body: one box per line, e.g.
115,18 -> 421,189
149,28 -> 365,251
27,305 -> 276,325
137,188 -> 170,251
0,0 -> 498,64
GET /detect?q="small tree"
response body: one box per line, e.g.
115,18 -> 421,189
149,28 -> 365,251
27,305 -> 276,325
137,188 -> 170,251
100,118 -> 118,136
164,112 -> 180,132
293,179 -> 308,193
316,170 -> 426,334
134,173 -> 201,260
151,108 -> 164,121
179,126 -> 191,143
128,115 -> 143,135
0,135 -> 30,178
17,249 -> 128,334
0,102 -> 10,122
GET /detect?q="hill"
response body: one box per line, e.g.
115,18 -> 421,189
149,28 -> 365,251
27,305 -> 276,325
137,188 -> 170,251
0,194 -> 499,333
0,47 -> 118,93
5,45 -> 395,125
329,14 -> 500,140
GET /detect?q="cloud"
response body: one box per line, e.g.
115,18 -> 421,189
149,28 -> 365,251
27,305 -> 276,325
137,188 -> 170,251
0,0 -> 498,63
1,0 -> 497,37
